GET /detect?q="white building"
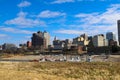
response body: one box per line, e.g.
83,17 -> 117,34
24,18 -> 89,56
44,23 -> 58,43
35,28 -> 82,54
92,34 -> 108,47
43,31 -> 50,48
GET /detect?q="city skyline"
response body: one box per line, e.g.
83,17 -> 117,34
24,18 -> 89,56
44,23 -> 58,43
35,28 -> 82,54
0,0 -> 120,45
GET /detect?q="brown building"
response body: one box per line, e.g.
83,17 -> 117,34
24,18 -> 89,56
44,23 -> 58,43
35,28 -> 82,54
69,44 -> 87,54
27,41 -> 32,48
31,31 -> 46,50
109,40 -> 117,46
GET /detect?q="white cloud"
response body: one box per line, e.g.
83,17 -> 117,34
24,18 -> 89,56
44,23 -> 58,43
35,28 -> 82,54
55,29 -> 83,34
38,10 -> 66,18
73,4 -> 120,36
75,4 -> 120,25
17,11 -> 27,17
0,27 -> 34,34
55,29 -> 97,36
55,24 -> 117,36
5,11 -> 46,28
51,0 -> 75,4
18,1 -> 31,7
75,13 -> 98,18
55,4 -> 120,40
0,34 -> 8,40
24,36 -> 31,39
50,0 -> 106,4
0,34 -> 7,37
77,0 -> 106,1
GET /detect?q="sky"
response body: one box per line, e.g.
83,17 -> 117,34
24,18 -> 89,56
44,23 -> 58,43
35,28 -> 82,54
0,0 -> 120,46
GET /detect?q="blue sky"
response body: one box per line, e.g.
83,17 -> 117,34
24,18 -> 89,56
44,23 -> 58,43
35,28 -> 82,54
0,0 -> 120,45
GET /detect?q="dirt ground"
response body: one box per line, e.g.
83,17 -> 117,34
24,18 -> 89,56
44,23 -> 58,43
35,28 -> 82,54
0,54 -> 120,62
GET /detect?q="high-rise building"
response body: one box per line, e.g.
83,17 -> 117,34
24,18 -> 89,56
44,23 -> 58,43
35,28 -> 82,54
31,31 -> 50,49
117,20 -> 120,45
106,32 -> 116,41
92,34 -> 108,47
43,31 -> 50,48
31,31 -> 46,49
106,32 -> 116,46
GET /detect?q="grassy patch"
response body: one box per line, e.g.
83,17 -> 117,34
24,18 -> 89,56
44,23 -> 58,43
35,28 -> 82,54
0,62 -> 119,80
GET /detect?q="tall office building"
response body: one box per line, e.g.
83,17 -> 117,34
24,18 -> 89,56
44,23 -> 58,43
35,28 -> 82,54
117,20 -> 120,45
43,31 -> 50,48
106,32 -> 116,46
106,32 -> 116,41
92,34 -> 108,47
31,31 -> 46,49
31,31 -> 50,49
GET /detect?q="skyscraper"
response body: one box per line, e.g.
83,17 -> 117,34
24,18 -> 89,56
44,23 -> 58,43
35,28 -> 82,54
106,32 -> 116,41
43,31 -> 50,48
31,31 -> 50,49
31,31 -> 46,49
117,20 -> 120,45
92,34 -> 108,47
106,32 -> 116,46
